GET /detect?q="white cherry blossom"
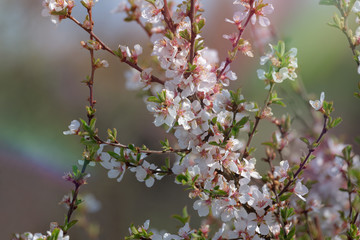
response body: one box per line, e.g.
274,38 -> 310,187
274,160 -> 289,182
309,92 -> 325,111
63,120 -> 80,135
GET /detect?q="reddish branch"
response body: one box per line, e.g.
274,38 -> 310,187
66,14 -> 165,85
64,8 -> 97,234
217,1 -> 255,79
278,115 -> 328,197
93,135 -> 191,155
162,0 -> 176,33
189,0 -> 196,64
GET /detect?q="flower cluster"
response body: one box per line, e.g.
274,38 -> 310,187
36,0 -> 360,239
14,224 -> 69,240
257,42 -> 298,88
42,0 -> 73,24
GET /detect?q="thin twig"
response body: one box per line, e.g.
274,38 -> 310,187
217,2 -> 255,79
242,83 -> 275,158
64,8 -> 97,234
278,115 -> 328,197
189,0 -> 196,64
94,135 -> 191,155
162,0 -> 176,33
66,14 -> 165,85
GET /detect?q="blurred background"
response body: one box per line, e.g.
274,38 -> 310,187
0,0 -> 359,239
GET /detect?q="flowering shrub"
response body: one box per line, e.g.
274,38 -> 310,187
13,0 -> 360,239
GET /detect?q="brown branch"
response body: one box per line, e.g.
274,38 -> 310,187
162,0 -> 176,33
94,135 -> 191,155
189,0 -> 196,64
336,2 -> 358,60
66,14 -> 165,85
278,115 -> 328,197
217,3 -> 255,79
135,18 -> 152,38
64,8 -> 97,234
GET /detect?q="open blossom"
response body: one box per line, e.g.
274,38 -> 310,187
42,0 -> 68,13
130,160 -> 163,187
42,0 -> 70,24
82,0 -> 98,8
293,180 -> 309,201
248,187 -> 271,215
15,227 -> 69,240
142,0 -> 164,23
63,120 -> 80,135
233,0 -> 274,27
274,160 -> 289,182
272,67 -> 289,83
218,62 -> 237,86
193,198 -> 211,217
238,158 -> 262,185
225,11 -> 247,29
131,44 -> 143,62
309,92 -> 325,111
353,0 -> 360,12
147,90 -> 178,128
140,68 -> 153,90
251,0 -> 274,27
125,69 -> 145,90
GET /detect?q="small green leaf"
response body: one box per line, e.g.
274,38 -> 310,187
319,0 -> 337,5
179,29 -> 191,41
300,137 -> 310,145
279,192 -> 292,202
197,19 -> 205,30
287,226 -> 296,240
147,96 -> 161,103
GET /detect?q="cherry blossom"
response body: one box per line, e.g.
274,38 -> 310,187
82,0 -> 98,8
309,92 -> 325,111
42,0 -> 70,24
293,180 -> 309,201
142,0 -> 164,23
274,160 -> 289,182
63,120 -> 80,135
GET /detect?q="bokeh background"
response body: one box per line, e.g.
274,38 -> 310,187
1,0 -> 359,239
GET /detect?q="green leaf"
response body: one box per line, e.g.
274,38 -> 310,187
355,136 -> 360,145
179,29 -> 191,41
193,22 -> 200,34
160,139 -> 170,150
108,151 -> 121,160
195,38 -> 204,52
342,145 -> 352,161
331,117 -> 342,128
147,96 -> 161,103
279,192 -> 292,202
124,16 -> 136,22
63,220 -> 78,231
80,0 -> 89,8
300,137 -> 310,145
278,40 -> 286,57
349,168 -> 360,186
197,19 -> 205,30
176,174 -> 189,184
319,0 -> 337,5
187,63 -> 197,72
272,100 -> 286,107
172,206 -> 190,224
49,228 -> 60,240
145,0 -> 156,5
287,226 -> 296,240
130,224 -> 139,235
